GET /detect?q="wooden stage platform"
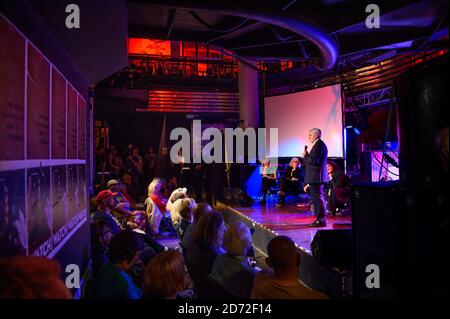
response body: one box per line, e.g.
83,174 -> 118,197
216,197 -> 353,298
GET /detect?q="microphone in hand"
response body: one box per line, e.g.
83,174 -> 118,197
302,145 -> 308,158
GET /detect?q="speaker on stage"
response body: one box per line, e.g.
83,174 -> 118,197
352,182 -> 448,298
396,55 -> 448,187
310,229 -> 352,270
352,182 -> 404,298
222,187 -> 254,207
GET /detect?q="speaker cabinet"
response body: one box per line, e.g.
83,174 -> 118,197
311,229 -> 353,270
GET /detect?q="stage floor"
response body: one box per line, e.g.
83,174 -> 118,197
225,197 -> 352,253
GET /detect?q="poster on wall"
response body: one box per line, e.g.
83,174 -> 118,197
67,164 -> 78,220
27,166 -> 52,256
27,45 -> 50,159
0,169 -> 26,256
67,85 -> 78,159
0,16 -> 25,160
51,67 -> 66,159
77,165 -> 86,211
51,165 -> 68,247
78,95 -> 86,159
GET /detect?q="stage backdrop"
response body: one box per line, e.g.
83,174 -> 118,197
264,84 -> 343,158
0,14 -> 88,259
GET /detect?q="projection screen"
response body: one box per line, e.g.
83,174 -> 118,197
264,84 -> 343,158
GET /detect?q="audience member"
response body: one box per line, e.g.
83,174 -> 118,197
126,211 -> 165,265
145,178 -> 175,235
91,190 -> 122,234
181,203 -> 212,254
127,147 -> 144,195
143,250 -> 191,299
121,172 -> 139,202
91,220 -> 114,274
95,230 -> 142,299
107,179 -> 132,218
251,236 -> 327,299
0,256 -> 72,298
166,187 -> 189,225
172,198 -> 195,240
209,222 -> 256,298
185,212 -> 225,297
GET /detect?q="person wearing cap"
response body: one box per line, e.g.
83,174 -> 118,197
91,190 -> 123,235
277,158 -> 302,206
107,179 -> 132,218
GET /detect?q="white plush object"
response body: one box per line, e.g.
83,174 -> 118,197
170,197 -> 196,225
166,188 -> 188,223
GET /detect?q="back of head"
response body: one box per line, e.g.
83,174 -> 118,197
223,222 -> 252,256
108,230 -> 138,265
173,198 -> 195,221
192,211 -> 224,249
193,202 -> 213,223
143,250 -> 190,298
0,256 -> 71,299
169,188 -> 188,204
267,236 -> 300,270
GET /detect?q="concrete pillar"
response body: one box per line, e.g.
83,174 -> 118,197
238,61 -> 260,128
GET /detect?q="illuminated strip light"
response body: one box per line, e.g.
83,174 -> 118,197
146,90 -> 239,113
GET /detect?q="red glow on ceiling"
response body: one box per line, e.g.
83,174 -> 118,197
128,38 -> 171,55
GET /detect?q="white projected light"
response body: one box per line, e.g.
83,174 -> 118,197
264,84 -> 343,158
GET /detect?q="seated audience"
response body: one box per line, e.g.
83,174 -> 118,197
172,198 -> 195,240
251,236 -> 327,299
277,158 -> 302,206
91,190 -> 122,234
91,220 -> 114,274
95,230 -> 142,299
185,211 -> 225,296
126,210 -> 165,265
144,178 -> 175,235
107,179 -> 132,218
118,181 -> 137,208
260,159 -> 277,202
122,172 -> 140,201
143,250 -> 191,299
181,203 -> 212,255
326,161 -> 351,216
209,222 -> 256,298
166,187 -> 189,225
0,256 -> 72,299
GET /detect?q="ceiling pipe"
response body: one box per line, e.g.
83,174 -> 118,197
141,0 -> 338,71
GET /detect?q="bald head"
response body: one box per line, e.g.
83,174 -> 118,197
267,236 -> 300,270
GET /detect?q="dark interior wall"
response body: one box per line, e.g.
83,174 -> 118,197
1,2 -> 91,296
94,95 -> 240,152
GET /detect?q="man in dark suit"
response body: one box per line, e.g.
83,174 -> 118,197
300,128 -> 329,227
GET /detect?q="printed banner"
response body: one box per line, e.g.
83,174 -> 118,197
0,169 -> 26,256
27,45 -> 50,159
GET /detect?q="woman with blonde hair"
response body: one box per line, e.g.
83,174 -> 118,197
277,157 -> 302,206
143,250 -> 191,299
144,177 -> 174,235
260,159 -> 277,203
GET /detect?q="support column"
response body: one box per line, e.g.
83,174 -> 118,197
238,61 -> 260,129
